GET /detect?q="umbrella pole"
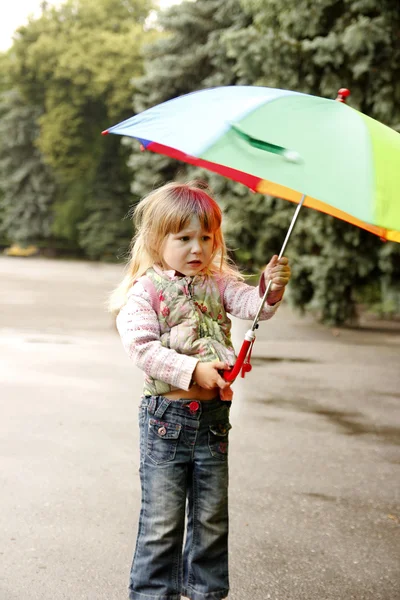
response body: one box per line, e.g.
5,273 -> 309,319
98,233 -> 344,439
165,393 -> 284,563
251,193 -> 306,331
224,194 -> 306,382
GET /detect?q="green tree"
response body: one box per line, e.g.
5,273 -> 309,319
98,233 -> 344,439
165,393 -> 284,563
0,88 -> 58,247
127,0 -> 249,199
215,0 -> 400,324
7,0 -> 153,258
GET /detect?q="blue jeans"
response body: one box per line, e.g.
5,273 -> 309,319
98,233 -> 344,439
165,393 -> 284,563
129,395 -> 231,600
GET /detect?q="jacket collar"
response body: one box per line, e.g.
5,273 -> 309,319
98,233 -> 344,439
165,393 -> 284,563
153,264 -> 206,283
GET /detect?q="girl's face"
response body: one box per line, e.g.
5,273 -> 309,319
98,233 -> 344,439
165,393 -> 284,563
161,216 -> 215,276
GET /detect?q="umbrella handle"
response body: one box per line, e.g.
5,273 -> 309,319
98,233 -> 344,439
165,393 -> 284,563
223,331 -> 255,382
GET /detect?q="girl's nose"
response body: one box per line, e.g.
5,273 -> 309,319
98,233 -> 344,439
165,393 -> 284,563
191,239 -> 202,253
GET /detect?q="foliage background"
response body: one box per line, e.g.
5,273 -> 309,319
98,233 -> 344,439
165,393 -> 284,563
0,0 -> 399,324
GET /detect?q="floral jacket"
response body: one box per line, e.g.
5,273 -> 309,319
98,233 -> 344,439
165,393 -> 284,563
116,265 -> 281,396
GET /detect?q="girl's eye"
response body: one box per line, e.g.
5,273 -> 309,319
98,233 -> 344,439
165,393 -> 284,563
180,236 -> 190,242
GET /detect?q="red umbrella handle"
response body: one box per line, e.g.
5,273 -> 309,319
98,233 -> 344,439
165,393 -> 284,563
223,339 -> 251,381
223,332 -> 255,382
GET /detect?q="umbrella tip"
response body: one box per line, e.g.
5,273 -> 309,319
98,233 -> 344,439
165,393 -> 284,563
335,88 -> 350,103
101,129 -> 109,136
283,150 -> 302,163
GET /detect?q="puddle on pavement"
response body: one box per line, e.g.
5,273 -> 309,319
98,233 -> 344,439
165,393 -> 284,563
302,492 -> 338,502
251,357 -> 317,365
380,392 -> 400,401
301,492 -> 400,520
256,396 -> 400,445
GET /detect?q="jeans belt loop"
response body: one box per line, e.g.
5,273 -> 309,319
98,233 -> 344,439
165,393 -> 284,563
154,397 -> 171,419
147,396 -> 157,415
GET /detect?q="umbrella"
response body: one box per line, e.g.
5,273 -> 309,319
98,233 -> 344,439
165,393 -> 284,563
102,85 -> 400,381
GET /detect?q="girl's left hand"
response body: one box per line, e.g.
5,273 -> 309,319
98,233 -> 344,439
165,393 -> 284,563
263,255 -> 291,305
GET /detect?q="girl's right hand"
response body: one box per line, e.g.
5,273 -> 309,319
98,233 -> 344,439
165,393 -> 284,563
193,361 -> 231,391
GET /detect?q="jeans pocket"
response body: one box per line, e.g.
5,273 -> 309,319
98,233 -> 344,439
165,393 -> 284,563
147,418 -> 182,465
208,422 -> 232,461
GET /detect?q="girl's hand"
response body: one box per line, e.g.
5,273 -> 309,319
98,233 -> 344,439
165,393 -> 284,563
193,361 -> 231,391
263,255 -> 291,305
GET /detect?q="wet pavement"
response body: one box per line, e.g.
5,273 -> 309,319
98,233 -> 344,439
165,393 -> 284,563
0,256 -> 399,600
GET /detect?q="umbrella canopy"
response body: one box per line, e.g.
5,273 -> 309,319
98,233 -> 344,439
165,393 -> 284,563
103,85 -> 400,243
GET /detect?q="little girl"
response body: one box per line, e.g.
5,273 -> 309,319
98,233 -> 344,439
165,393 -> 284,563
111,180 -> 291,600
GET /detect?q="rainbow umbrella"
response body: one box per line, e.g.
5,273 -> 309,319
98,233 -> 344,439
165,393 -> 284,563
103,86 -> 400,380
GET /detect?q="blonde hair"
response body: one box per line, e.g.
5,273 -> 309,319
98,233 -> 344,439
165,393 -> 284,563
108,180 -> 241,314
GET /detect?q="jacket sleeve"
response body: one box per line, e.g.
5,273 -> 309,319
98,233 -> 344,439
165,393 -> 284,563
220,275 -> 282,320
116,282 -> 198,391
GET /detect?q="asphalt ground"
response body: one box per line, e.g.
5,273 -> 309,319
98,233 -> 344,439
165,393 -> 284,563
0,256 -> 399,600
